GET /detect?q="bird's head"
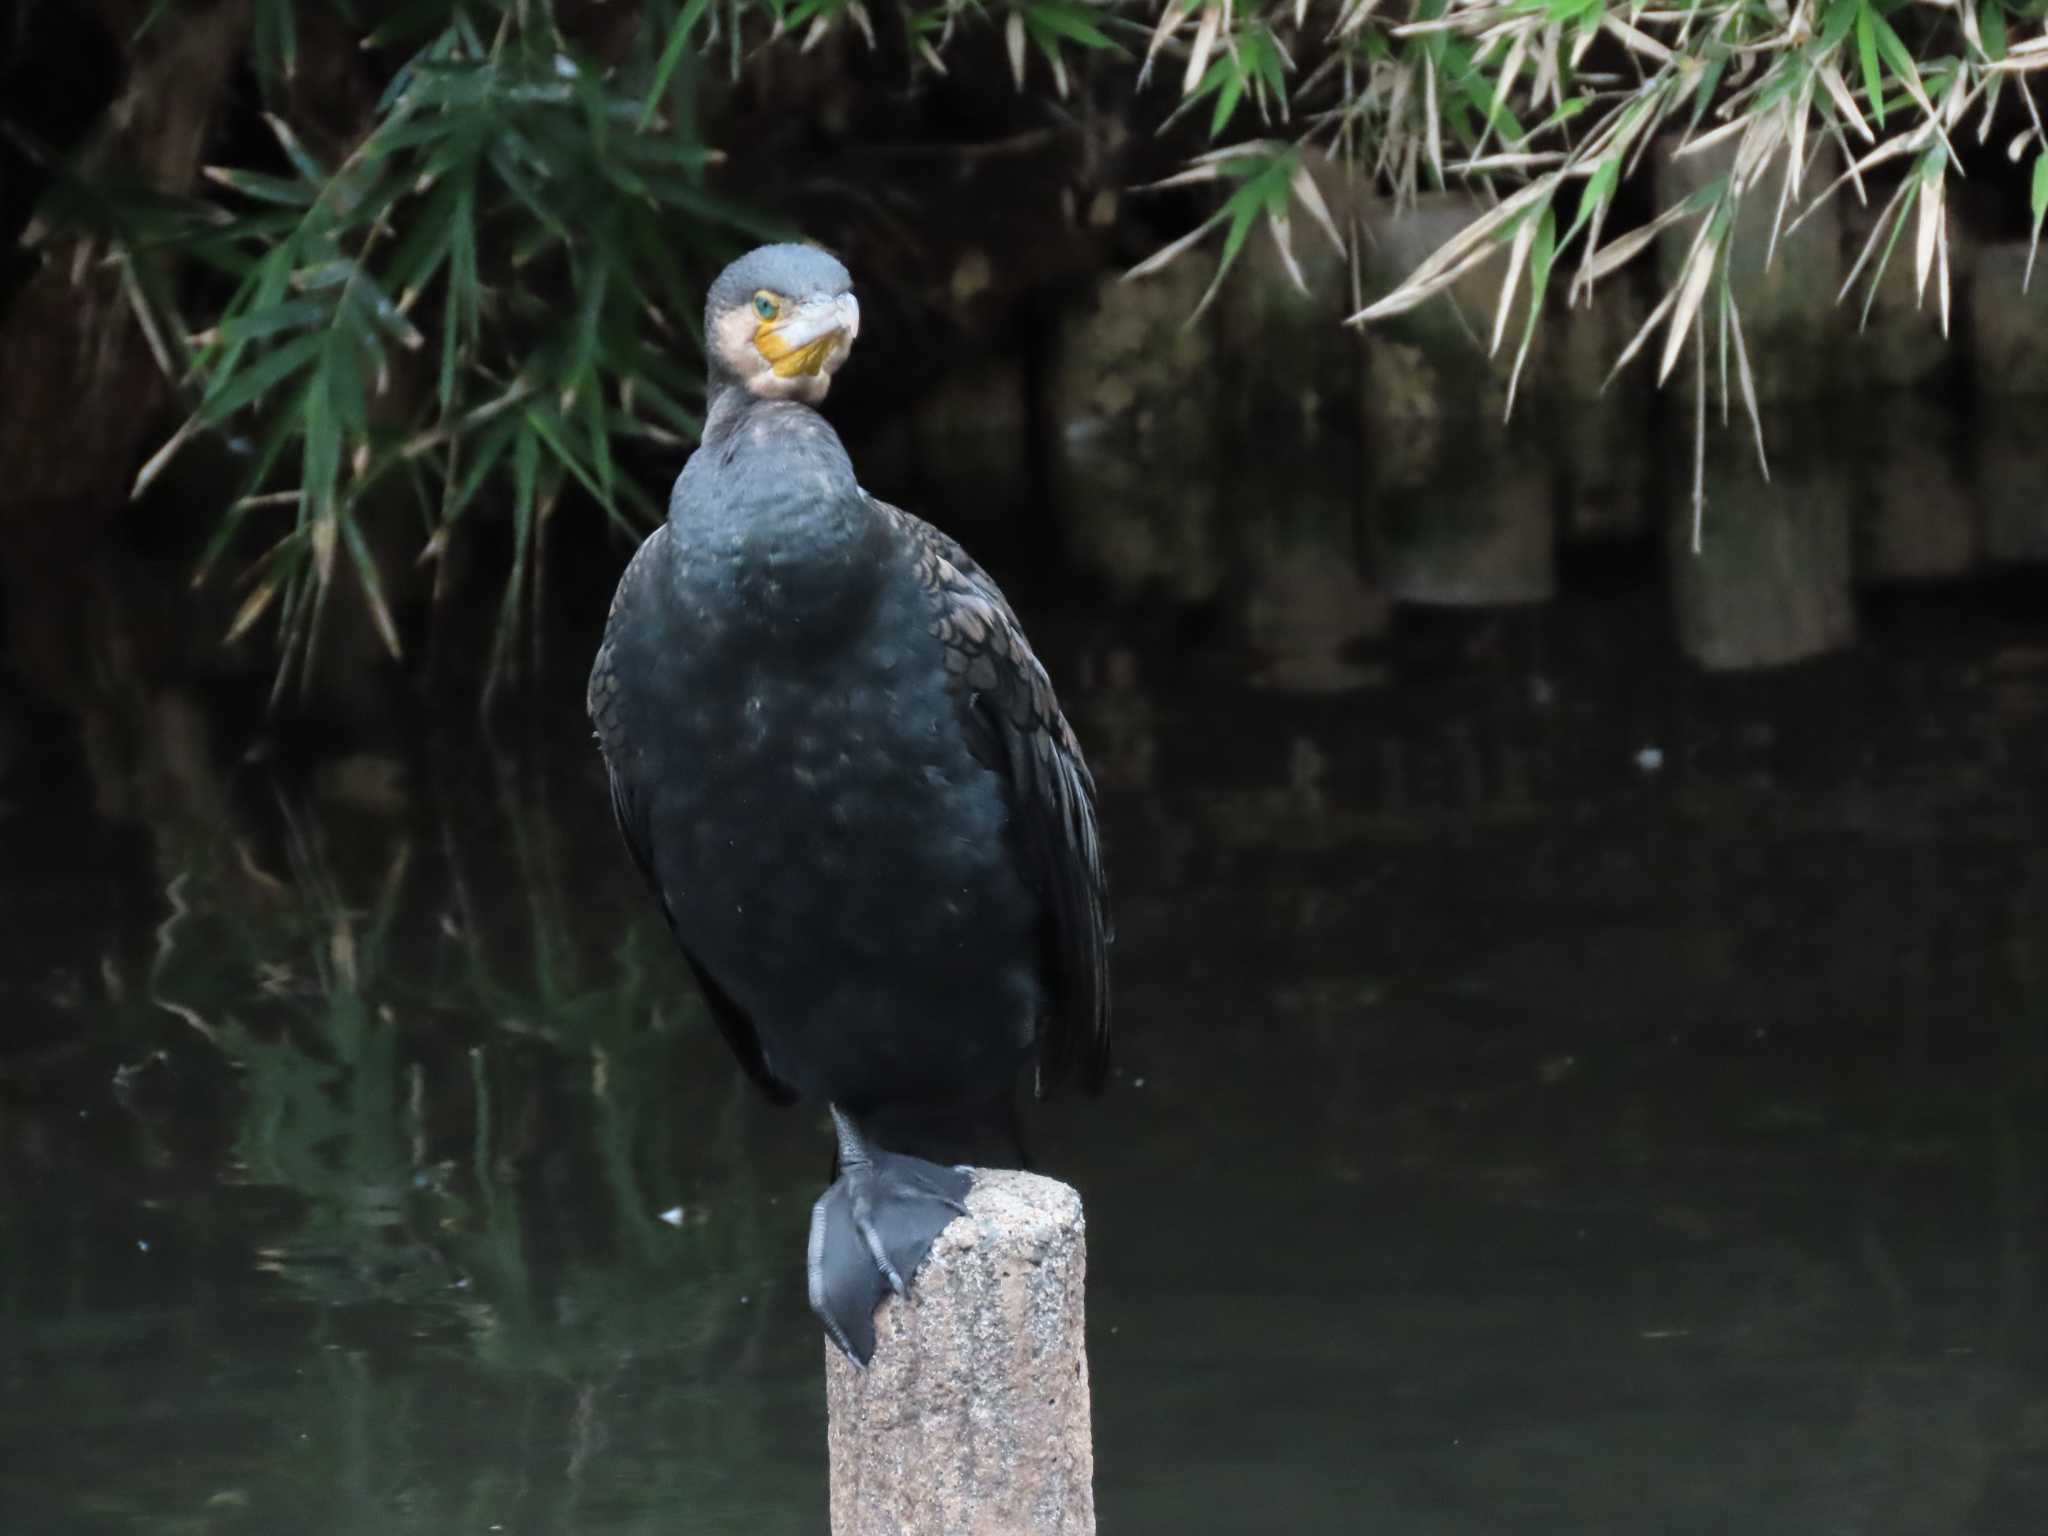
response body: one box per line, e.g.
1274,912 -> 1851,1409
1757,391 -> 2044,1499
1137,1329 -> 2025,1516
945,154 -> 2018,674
704,243 -> 859,406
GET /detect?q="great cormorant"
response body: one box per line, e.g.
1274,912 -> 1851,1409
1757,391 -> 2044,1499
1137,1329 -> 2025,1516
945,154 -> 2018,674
588,243 -> 1109,1364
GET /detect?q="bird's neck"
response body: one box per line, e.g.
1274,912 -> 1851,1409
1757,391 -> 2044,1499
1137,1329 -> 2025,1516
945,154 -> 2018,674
686,388 -> 862,528
671,384 -> 881,637
702,374 -> 829,440
700,378 -> 764,445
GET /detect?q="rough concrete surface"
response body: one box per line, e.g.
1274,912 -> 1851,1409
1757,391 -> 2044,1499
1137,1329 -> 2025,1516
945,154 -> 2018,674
1655,134 -> 1843,402
1967,243 -> 2048,396
825,1169 -> 1095,1536
1668,448 -> 1854,671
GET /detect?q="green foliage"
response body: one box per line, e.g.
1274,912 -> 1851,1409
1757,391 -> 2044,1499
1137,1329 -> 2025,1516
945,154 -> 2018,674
1127,141 -> 1345,314
142,754 -> 781,1375
22,749 -> 819,1527
1133,0 -> 2048,502
30,0 -> 2048,692
2033,147 -> 2048,278
125,0 -> 780,705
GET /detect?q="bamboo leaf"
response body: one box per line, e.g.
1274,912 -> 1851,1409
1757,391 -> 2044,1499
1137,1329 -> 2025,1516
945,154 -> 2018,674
1604,277 -> 1683,384
1267,207 -> 1309,295
1847,179 -> 1917,325
1560,156 -> 1618,254
1819,0 -> 1858,52
524,403 -> 618,510
1211,67 -> 1246,138
1817,61 -> 1876,144
1505,204 -> 1555,418
337,506 -> 404,659
350,271 -> 426,352
440,416 -> 520,525
1252,31 -> 1288,101
1601,16 -> 1671,64
225,575 -> 289,645
365,115 -> 466,161
1184,4 -> 1221,96
583,383 -> 615,506
203,166 -> 317,206
324,329 -> 368,441
1006,11 -> 1028,88
513,423 -> 540,540
2027,151 -> 2046,289
1577,195 -> 1702,289
1868,11 -> 1935,125
1688,49 -> 1729,133
1289,159 -> 1346,256
1124,206 -> 1231,281
274,0 -> 298,82
1856,6 -> 1886,131
1913,150 -> 1945,305
1491,200 -> 1545,356
1024,2 -> 1119,52
219,300 -> 328,343
641,0 -> 715,125
302,387 -> 340,523
133,416 -> 201,502
201,333 -> 325,419
1034,28 -> 1073,98
1980,1 -> 2008,60
1659,210 -> 1726,383
262,113 -> 325,183
1209,194 -> 1261,297
1348,237 -> 1502,322
624,370 -> 703,440
1725,289 -> 1768,479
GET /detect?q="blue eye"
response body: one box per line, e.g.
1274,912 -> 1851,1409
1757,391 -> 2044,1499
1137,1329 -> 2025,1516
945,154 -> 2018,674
753,294 -> 777,320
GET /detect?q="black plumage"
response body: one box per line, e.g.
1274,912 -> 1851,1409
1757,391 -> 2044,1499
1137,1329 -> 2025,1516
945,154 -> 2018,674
588,244 -> 1107,1362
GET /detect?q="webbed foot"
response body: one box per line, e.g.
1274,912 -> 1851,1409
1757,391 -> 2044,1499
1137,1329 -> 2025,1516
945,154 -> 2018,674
807,1107 -> 972,1365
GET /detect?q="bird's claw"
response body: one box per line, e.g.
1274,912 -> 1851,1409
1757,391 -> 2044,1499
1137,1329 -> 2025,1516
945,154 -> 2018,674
807,1152 -> 974,1365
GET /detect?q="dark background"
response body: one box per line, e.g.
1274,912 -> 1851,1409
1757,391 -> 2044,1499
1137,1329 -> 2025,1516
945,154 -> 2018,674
3,3 -> 2048,1531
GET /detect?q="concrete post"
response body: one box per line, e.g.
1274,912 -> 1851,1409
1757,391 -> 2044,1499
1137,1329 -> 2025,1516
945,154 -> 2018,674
824,1169 -> 1096,1536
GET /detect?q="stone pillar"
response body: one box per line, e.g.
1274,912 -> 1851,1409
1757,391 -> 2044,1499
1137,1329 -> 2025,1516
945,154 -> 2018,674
1357,191 -> 1538,428
1384,461 -> 1557,608
1668,448 -> 1855,670
1850,395 -> 1976,580
1653,135 -> 1843,401
1845,193 -> 1955,391
1966,243 -> 2048,395
1556,282 -> 1654,542
825,1170 -> 1095,1536
1050,254 -> 1228,606
1978,399 -> 2048,566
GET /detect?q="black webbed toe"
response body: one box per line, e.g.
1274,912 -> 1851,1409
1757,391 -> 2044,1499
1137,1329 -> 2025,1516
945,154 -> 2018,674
806,1153 -> 973,1365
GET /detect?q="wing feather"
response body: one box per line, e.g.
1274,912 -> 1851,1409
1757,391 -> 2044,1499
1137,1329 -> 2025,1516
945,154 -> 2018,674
590,525 -> 799,1106
871,496 -> 1111,1090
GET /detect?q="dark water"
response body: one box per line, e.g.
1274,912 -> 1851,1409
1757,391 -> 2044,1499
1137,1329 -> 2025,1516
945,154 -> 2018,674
4,420 -> 2047,1533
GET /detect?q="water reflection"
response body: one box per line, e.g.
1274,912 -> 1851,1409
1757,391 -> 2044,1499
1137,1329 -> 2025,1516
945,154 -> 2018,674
2,742 -> 829,1533
4,419 -> 2048,1532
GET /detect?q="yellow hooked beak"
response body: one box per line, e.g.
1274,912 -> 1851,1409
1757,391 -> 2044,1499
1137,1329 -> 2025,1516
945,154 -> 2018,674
755,293 -> 861,379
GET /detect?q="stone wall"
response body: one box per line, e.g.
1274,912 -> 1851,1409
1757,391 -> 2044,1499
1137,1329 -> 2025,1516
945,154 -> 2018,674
1035,141 -> 2046,676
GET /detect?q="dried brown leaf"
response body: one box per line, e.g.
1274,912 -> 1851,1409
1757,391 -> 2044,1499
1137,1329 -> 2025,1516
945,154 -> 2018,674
1185,4 -> 1222,96
225,580 -> 284,645
1658,219 -> 1721,383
